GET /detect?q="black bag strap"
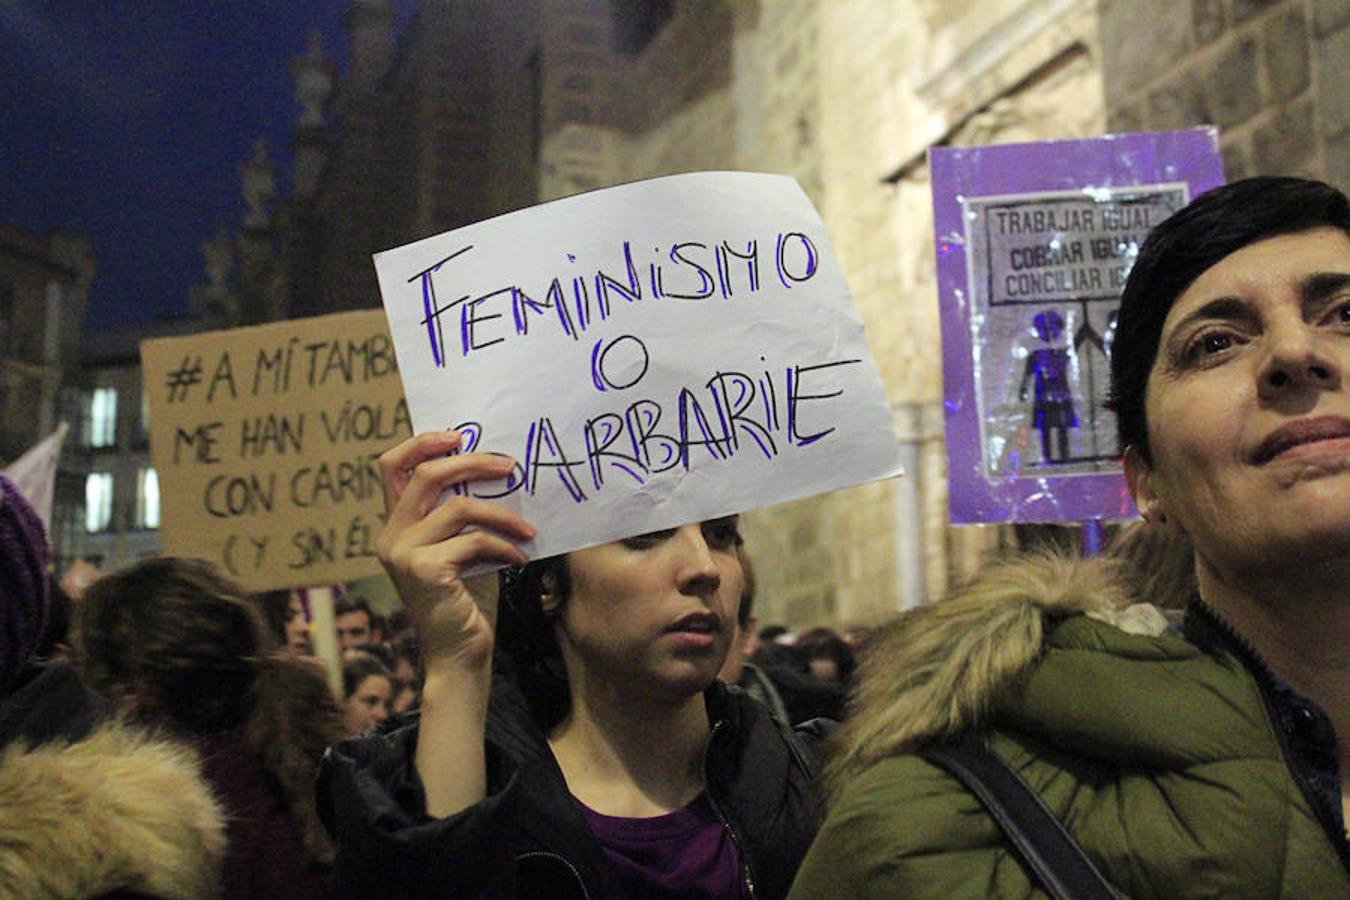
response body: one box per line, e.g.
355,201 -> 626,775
920,735 -> 1119,900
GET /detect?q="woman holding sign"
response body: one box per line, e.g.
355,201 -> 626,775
790,177 -> 1350,898
317,432 -> 826,898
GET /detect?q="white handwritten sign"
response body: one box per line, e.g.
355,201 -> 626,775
375,172 -> 903,561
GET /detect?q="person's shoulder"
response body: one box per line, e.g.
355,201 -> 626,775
0,719 -> 225,898
1045,605 -> 1194,657
0,660 -> 111,747
790,752 -> 1014,900
1015,616 -> 1268,766
832,751 -> 982,819
323,710 -> 420,784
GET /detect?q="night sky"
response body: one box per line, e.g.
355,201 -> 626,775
1,3 -> 387,332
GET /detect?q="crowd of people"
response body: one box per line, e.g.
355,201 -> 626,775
0,175 -> 1347,897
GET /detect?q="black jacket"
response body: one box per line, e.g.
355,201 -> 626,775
317,678 -> 826,899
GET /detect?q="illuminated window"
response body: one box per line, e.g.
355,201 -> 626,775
137,387 -> 151,446
137,467 -> 160,529
85,472 -> 114,532
87,386 -> 118,448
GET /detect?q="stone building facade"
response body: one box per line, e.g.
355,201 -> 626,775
59,315 -> 208,573
213,0 -> 1343,628
0,224 -> 93,465
519,0 -> 1110,626
1100,0 -> 1349,189
0,223 -> 93,563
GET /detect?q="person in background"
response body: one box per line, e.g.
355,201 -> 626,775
80,557 -> 346,900
388,635 -> 423,714
384,606 -> 417,645
318,431 -> 826,899
748,640 -> 847,724
794,627 -> 856,688
790,176 -> 1350,898
256,588 -> 314,655
334,595 -> 382,651
0,476 -> 226,898
341,651 -> 394,736
718,549 -> 791,725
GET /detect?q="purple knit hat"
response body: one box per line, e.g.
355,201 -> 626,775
0,475 -> 50,696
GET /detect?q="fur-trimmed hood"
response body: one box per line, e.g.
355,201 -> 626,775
829,553 -> 1170,790
0,721 -> 226,899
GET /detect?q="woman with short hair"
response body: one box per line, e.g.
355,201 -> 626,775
790,176 -> 1350,898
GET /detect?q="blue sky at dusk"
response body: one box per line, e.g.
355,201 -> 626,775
1,3 -> 369,332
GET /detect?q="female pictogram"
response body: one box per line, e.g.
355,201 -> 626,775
1018,310 -> 1078,464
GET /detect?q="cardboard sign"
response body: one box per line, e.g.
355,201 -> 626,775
141,309 -> 409,591
375,171 -> 904,562
931,128 -> 1225,524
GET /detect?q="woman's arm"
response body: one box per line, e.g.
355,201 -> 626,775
375,431 -> 535,818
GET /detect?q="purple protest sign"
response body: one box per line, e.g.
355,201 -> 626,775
931,129 -> 1225,524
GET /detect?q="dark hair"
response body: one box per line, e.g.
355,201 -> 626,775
35,575 -> 71,659
334,595 -> 374,625
497,557 -> 571,729
341,651 -> 393,700
350,640 -> 397,671
385,606 -> 414,641
389,634 -> 424,683
1105,177 -> 1350,463
78,557 -> 345,865
796,626 -> 857,685
249,654 -> 345,864
252,588 -> 293,647
736,549 -> 757,628
80,558 -> 269,732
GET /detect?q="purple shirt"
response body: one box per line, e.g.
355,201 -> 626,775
577,792 -> 748,898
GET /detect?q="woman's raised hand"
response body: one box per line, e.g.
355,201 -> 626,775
376,431 -> 535,669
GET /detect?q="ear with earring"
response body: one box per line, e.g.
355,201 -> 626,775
1122,447 -> 1175,533
1146,505 -> 1184,536
539,572 -> 560,616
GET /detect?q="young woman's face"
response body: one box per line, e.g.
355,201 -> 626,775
284,595 -> 311,654
343,674 -> 392,735
1129,227 -> 1350,575
554,516 -> 744,702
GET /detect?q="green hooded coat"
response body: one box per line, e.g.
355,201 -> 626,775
789,555 -> 1350,899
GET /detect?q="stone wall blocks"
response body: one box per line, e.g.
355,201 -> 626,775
1261,6 -> 1310,105
1100,0 -> 1194,104
1148,73 -> 1211,130
1220,135 -> 1251,180
1225,0 -> 1281,27
1325,131 -> 1350,193
1251,98 -> 1317,174
1205,35 -> 1262,128
1311,0 -> 1350,36
1192,0 -> 1227,45
1109,98 -> 1148,134
1314,26 -> 1350,138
